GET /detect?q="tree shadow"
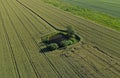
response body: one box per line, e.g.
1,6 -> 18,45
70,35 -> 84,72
40,47 -> 67,53
40,48 -> 50,53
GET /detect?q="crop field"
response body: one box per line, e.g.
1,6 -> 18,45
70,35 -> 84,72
60,0 -> 120,18
42,0 -> 120,31
0,0 -> 120,78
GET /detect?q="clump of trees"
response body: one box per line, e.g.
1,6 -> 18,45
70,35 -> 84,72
42,26 -> 80,51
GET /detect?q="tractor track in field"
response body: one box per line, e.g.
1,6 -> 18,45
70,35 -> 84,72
91,46 -> 120,67
16,2 -> 55,34
79,44 -> 120,73
74,50 -> 120,77
10,1 -> 63,77
75,29 -> 120,55
76,29 -> 120,56
58,42 -> 120,77
83,46 -> 120,74
12,0 -> 43,35
75,27 -> 120,48
68,53 -> 105,77
60,49 -> 106,78
17,0 -> 120,53
71,46 -> 120,77
13,0 -> 54,35
4,0 -> 41,78
16,0 -> 66,32
92,46 -> 120,62
61,55 -> 96,78
41,52 -> 62,78
14,0 -> 52,35
0,2 -> 21,78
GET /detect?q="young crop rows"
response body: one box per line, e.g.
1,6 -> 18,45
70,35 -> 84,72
0,0 -> 120,78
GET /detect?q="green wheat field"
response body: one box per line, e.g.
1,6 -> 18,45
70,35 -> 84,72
0,0 -> 120,78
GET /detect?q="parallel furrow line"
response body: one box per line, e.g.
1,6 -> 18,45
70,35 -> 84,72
6,0 -> 42,77
0,1 -> 20,77
61,56 -> 95,78
83,46 -> 120,73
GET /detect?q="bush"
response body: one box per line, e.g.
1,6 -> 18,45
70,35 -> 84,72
47,43 -> 59,51
70,38 -> 77,43
67,40 -> 73,45
59,40 -> 73,47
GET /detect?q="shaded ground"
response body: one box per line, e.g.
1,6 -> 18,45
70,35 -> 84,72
48,33 -> 67,44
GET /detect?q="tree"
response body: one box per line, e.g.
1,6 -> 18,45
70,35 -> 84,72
66,26 -> 75,38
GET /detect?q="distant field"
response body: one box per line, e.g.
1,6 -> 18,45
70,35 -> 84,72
0,0 -> 120,78
42,0 -> 120,31
60,0 -> 120,18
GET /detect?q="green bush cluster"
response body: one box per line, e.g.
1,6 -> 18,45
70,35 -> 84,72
46,38 -> 77,51
42,29 -> 79,51
70,38 -> 77,43
59,40 -> 73,47
47,43 -> 59,51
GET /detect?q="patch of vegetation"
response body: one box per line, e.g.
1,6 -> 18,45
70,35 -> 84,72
59,40 -> 73,47
41,26 -> 80,51
42,0 -> 120,31
47,43 -> 59,51
66,26 -> 75,38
